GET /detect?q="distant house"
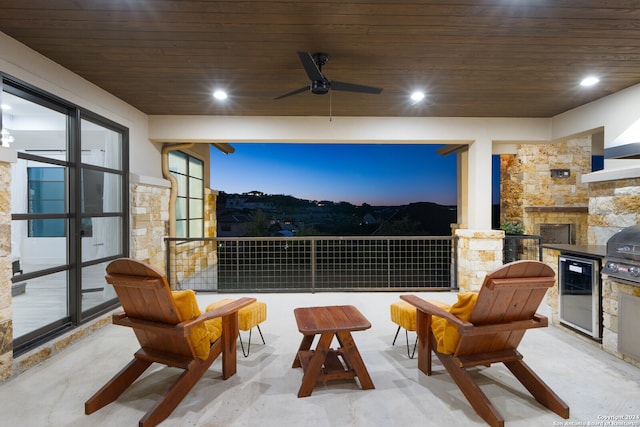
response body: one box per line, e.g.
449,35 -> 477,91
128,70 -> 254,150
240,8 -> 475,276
217,212 -> 253,237
362,213 -> 377,225
224,195 -> 275,211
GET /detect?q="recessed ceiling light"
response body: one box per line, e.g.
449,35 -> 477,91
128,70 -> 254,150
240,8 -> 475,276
0,104 -> 11,110
213,90 -> 228,100
580,76 -> 600,87
410,91 -> 425,103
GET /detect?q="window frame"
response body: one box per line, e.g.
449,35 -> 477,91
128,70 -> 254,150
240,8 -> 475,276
168,150 -> 205,238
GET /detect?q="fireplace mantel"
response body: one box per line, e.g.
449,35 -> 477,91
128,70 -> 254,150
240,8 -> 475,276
525,207 -> 588,213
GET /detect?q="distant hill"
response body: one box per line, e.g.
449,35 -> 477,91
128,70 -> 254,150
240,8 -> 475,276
395,202 -> 458,236
216,191 -> 457,237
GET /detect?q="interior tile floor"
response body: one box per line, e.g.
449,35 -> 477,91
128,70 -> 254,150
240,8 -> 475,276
1,291 -> 639,427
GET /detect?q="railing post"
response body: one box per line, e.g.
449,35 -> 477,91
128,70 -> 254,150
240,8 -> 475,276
165,238 -> 171,281
311,238 -> 316,293
453,236 -> 458,290
235,239 -> 240,285
387,239 -> 391,288
538,235 -> 543,261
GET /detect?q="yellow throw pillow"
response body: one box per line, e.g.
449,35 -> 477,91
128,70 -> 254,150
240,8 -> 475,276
431,292 -> 478,354
172,290 -> 211,360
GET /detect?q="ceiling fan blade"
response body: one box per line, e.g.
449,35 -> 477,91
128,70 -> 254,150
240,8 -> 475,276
274,86 -> 309,100
297,51 -> 324,81
330,80 -> 383,94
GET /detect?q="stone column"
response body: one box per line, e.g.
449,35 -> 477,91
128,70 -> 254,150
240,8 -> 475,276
455,228 -> 504,292
542,247 -> 561,324
0,157 -> 14,380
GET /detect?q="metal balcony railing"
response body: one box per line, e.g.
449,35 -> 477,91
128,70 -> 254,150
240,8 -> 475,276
165,236 -> 458,292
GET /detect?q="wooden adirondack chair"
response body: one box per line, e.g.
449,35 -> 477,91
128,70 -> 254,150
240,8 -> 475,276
85,258 -> 255,427
401,260 -> 570,427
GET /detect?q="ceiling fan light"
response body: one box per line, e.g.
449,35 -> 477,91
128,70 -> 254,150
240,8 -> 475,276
580,76 -> 599,87
311,80 -> 329,95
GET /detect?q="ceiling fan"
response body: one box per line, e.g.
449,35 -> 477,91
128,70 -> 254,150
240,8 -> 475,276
274,52 -> 383,100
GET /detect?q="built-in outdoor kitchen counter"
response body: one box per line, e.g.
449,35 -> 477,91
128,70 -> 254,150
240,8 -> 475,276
542,244 -> 607,259
543,244 -> 606,342
543,242 -> 640,367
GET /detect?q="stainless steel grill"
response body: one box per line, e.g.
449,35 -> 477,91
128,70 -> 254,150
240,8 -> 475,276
602,225 -> 640,285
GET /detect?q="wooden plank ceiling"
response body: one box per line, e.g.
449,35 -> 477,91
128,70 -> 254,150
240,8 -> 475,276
0,1 -> 639,118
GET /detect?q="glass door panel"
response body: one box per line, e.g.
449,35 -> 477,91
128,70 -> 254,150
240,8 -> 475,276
5,90 -> 71,344
80,118 -> 124,313
5,79 -> 127,354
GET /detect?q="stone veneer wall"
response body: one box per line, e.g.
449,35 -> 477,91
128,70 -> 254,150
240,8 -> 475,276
588,176 -> 640,366
588,177 -> 640,245
601,277 -> 640,367
131,182 -> 170,270
455,228 -> 504,292
132,183 -> 218,288
500,136 -> 592,243
541,247 -> 561,322
0,161 -> 12,381
499,154 -> 523,224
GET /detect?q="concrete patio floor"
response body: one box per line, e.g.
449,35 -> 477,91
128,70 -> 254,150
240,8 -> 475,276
1,291 -> 639,426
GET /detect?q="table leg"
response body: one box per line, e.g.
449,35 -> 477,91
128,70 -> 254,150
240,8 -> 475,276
292,334 -> 315,368
336,331 -> 375,390
298,332 -> 333,398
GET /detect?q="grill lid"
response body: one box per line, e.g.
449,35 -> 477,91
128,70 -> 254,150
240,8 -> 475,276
603,225 -> 640,284
607,225 -> 640,261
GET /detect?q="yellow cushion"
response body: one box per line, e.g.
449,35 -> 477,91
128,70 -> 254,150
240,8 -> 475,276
390,301 -> 417,331
430,292 -> 478,354
172,290 -> 218,360
204,298 -> 233,342
238,301 -> 267,330
206,299 -> 267,331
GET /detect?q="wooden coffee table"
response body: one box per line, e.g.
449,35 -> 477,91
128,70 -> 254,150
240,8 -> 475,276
292,305 -> 375,397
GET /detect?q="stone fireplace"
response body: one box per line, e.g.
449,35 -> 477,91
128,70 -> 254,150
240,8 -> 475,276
499,135 -> 592,244
539,223 -> 574,244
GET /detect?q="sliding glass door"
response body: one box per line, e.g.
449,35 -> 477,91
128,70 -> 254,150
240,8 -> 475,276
2,77 -> 128,354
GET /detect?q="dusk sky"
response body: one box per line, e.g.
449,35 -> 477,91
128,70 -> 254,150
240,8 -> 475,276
210,143 -> 499,206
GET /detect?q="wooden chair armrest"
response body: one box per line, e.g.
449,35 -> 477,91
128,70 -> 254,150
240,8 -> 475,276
400,294 -> 473,329
113,298 -> 258,337
181,297 -> 257,331
461,313 -> 549,336
113,313 -> 190,337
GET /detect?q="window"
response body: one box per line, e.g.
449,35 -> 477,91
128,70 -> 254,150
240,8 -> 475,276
169,151 -> 204,238
27,166 -> 65,237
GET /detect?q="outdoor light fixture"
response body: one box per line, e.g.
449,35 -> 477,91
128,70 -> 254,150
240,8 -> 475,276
1,128 -> 14,147
213,90 -> 228,100
410,91 -> 425,103
580,76 -> 600,87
